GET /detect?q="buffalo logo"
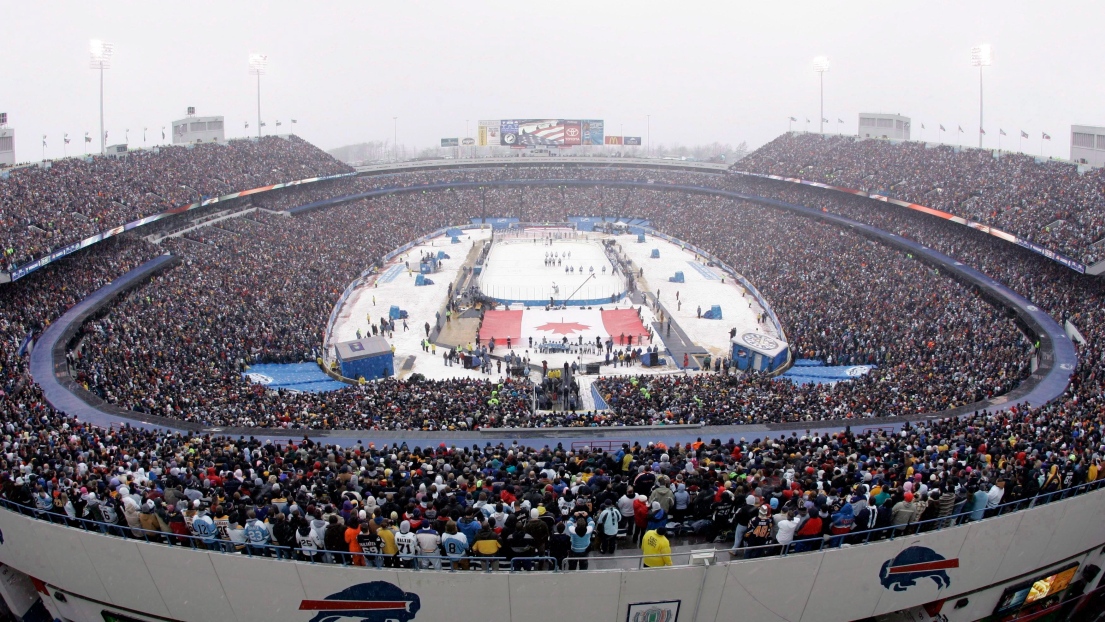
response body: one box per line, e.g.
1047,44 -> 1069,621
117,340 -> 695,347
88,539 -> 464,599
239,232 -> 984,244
879,546 -> 959,591
299,581 -> 420,622
245,373 -> 273,385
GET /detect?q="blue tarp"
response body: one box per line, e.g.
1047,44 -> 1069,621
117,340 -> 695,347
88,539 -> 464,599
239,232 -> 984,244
781,364 -> 875,386
445,227 -> 462,237
243,363 -> 348,393
669,271 -> 684,283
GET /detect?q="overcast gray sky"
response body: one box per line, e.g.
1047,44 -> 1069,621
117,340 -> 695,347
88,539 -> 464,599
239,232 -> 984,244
3,1 -> 1102,162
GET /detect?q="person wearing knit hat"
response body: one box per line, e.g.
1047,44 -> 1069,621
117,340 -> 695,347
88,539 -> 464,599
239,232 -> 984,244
394,520 -> 417,568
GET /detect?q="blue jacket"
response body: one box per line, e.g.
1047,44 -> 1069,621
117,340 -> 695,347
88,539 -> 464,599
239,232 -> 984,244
566,518 -> 594,553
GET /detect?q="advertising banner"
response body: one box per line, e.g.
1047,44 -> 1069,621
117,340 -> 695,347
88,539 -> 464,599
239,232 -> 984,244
605,136 -> 623,145
561,120 -> 582,146
624,136 -> 642,146
477,120 -> 500,147
485,119 -> 604,147
582,119 -> 604,145
440,138 -> 459,147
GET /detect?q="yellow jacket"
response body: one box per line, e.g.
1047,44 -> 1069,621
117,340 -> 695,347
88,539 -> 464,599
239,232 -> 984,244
642,530 -> 672,567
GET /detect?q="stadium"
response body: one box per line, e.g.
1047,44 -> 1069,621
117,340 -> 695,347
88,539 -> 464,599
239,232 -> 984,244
2,5 -> 1105,622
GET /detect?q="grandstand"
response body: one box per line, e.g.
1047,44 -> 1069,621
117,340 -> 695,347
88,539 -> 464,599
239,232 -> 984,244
0,142 -> 1103,622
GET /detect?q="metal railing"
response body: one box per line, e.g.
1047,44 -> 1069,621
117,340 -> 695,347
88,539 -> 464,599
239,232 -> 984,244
3,477 -> 1102,572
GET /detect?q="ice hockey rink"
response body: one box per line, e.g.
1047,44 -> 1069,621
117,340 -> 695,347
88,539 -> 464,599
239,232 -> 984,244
479,234 -> 626,305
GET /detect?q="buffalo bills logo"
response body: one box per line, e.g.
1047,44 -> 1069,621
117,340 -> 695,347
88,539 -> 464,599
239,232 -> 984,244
879,546 -> 959,591
299,581 -> 420,622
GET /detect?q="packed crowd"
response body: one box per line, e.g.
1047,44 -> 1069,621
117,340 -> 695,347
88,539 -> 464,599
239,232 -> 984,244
0,152 -> 1101,566
735,133 -> 1105,264
0,136 -> 350,271
590,189 -> 1032,424
69,180 -> 1029,428
70,202 -> 534,430
0,406 -> 1101,568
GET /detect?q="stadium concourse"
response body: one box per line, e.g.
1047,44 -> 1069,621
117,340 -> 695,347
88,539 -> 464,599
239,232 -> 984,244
0,137 -> 1103,620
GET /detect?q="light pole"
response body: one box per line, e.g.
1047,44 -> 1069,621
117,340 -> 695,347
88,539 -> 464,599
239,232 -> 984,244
813,56 -> 830,134
971,44 -> 992,149
392,116 -> 398,161
248,53 -> 267,140
646,114 -> 651,157
89,39 -> 114,155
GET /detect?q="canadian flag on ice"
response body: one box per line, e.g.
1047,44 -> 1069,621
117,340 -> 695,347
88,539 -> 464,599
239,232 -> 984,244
479,309 -> 649,346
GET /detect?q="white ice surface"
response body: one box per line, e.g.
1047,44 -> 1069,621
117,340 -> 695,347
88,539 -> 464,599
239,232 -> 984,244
479,238 -> 625,304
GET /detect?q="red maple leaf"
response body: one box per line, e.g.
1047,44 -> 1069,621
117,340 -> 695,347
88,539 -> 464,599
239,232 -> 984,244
535,321 -> 591,335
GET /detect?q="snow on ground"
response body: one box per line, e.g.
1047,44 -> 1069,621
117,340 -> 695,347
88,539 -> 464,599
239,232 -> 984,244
331,229 -> 508,383
617,233 -> 780,357
327,227 -> 785,389
480,238 -> 625,304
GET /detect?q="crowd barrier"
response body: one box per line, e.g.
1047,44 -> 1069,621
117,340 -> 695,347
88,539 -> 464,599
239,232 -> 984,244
3,477 -> 1103,572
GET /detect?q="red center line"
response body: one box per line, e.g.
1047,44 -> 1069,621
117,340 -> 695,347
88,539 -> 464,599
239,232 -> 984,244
299,600 -> 411,611
887,559 -> 960,574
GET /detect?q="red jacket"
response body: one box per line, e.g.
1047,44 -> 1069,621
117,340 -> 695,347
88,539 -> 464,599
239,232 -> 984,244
633,498 -> 649,529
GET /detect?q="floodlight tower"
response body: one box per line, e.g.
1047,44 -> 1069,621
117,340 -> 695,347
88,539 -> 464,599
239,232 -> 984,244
813,56 -> 830,134
972,44 -> 992,149
89,39 -> 114,155
248,53 -> 268,139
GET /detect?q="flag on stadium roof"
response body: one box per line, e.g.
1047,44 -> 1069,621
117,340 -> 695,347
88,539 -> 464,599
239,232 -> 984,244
939,124 -> 945,131
957,125 -> 964,133
980,128 -> 986,134
1000,129 -> 1007,136
1042,132 -> 1051,140
1020,130 -> 1029,138
789,117 -> 797,121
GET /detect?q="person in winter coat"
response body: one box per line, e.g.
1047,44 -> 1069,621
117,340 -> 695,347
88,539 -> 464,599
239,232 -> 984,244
272,513 -> 298,559
394,520 -> 419,568
471,520 -> 502,570
672,483 -> 691,523
792,508 -> 823,552
649,478 -> 674,514
891,493 -> 916,533
642,527 -> 673,567
138,500 -> 165,542
646,502 -> 667,531
632,494 -> 650,545
324,515 -> 348,564
829,503 -> 854,547
295,515 -> 323,562
549,522 -> 572,570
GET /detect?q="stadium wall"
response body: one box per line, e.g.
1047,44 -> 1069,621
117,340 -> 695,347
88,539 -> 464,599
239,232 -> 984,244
0,487 -> 1102,622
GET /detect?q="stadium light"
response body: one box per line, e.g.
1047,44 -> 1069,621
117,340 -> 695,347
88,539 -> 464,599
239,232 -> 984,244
90,39 -> 114,155
812,56 -> 830,134
248,53 -> 268,139
972,45 -> 992,149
